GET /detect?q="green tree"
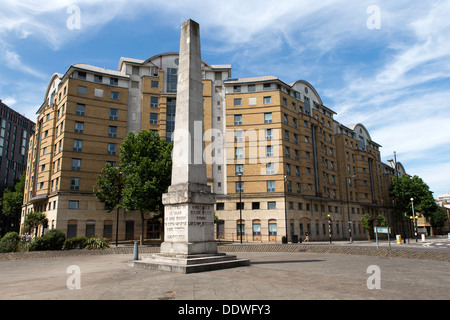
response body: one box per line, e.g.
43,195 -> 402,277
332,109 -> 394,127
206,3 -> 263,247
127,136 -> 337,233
360,213 -> 372,240
119,130 -> 172,244
430,207 -> 448,232
1,173 -> 26,234
93,164 -> 123,211
24,211 -> 47,238
1,173 -> 25,217
375,214 -> 388,227
389,174 -> 437,221
93,164 -> 124,246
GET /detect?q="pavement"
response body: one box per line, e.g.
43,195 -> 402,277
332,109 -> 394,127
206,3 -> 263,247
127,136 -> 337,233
0,240 -> 449,303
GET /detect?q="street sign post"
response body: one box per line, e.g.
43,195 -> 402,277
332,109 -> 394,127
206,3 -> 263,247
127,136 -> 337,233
374,227 -> 392,250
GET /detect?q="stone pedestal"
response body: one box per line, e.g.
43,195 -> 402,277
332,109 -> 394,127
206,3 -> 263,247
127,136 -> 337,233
160,183 -> 217,255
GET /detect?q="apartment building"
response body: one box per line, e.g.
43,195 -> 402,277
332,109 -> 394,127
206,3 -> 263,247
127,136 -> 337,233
21,53 -> 231,241
216,77 -> 390,242
0,99 -> 35,235
21,52 -> 397,243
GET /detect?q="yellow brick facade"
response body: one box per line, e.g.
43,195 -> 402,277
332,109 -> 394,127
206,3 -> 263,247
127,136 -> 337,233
21,53 -> 398,243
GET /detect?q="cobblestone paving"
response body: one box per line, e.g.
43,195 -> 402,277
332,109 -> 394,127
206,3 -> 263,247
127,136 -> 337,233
1,243 -> 449,262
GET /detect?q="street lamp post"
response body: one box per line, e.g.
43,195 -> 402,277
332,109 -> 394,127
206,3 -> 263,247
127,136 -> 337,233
388,152 -> 406,243
284,175 -> 288,244
327,214 -> 332,243
345,175 -> 356,243
115,170 -> 123,247
238,173 -> 242,244
410,197 -> 418,242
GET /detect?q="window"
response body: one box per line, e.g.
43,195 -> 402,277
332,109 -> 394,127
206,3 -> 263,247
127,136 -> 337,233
77,71 -> 86,79
236,203 -> 244,210
235,164 -> 243,176
234,130 -> 243,142
286,164 -> 291,175
70,178 -> 80,190
263,83 -> 271,90
265,128 -> 272,140
94,75 -> 103,83
235,147 -> 243,159
69,200 -> 79,210
77,86 -> 87,94
109,109 -> 118,120
268,201 -> 276,209
73,139 -> 82,152
284,130 -> 289,141
268,223 -> 277,236
150,113 -> 158,124
263,96 -> 271,104
236,181 -> 244,193
216,203 -> 225,211
166,68 -> 178,93
284,114 -> 288,124
108,143 -> 116,155
252,202 -> 260,210
72,158 -> 81,171
94,88 -> 103,97
110,77 -> 118,86
297,183 -> 301,194
266,162 -> 275,175
237,222 -> 245,236
150,96 -> 159,108
233,98 -> 242,106
74,122 -> 84,134
151,80 -> 159,88
267,180 -> 275,192
295,166 -> 300,177
108,126 -> 117,138
285,146 -> 290,158
76,103 -> 85,116
234,115 -> 242,126
264,113 -> 272,124
248,84 -> 256,92
266,145 -> 273,157
111,91 -> 119,100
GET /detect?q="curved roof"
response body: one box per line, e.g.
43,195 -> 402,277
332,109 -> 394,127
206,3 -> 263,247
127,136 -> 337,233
348,123 -> 372,141
290,79 -> 323,105
144,52 -> 212,69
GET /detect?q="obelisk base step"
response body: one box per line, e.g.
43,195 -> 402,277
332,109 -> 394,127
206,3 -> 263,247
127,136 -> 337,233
130,253 -> 250,274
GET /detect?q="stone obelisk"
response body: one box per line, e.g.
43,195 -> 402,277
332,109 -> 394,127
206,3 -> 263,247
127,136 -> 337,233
132,19 -> 249,273
160,19 -> 217,255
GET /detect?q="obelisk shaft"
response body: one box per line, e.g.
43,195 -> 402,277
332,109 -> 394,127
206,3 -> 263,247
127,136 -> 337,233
170,19 -> 207,190
161,19 -> 217,255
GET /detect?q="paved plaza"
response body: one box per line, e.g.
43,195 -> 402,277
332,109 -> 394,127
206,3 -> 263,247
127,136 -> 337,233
0,245 -> 449,301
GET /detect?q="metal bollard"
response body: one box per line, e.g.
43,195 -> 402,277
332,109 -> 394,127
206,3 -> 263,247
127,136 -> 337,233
133,241 -> 139,260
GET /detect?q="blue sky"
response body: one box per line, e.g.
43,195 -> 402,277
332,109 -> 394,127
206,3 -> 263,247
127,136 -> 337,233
1,0 -> 449,196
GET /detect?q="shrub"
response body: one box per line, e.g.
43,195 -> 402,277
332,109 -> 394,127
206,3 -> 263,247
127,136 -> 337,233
29,229 -> 66,251
85,238 -> 110,250
0,232 -> 21,253
63,237 -> 88,250
45,229 -> 66,250
29,236 -> 50,251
